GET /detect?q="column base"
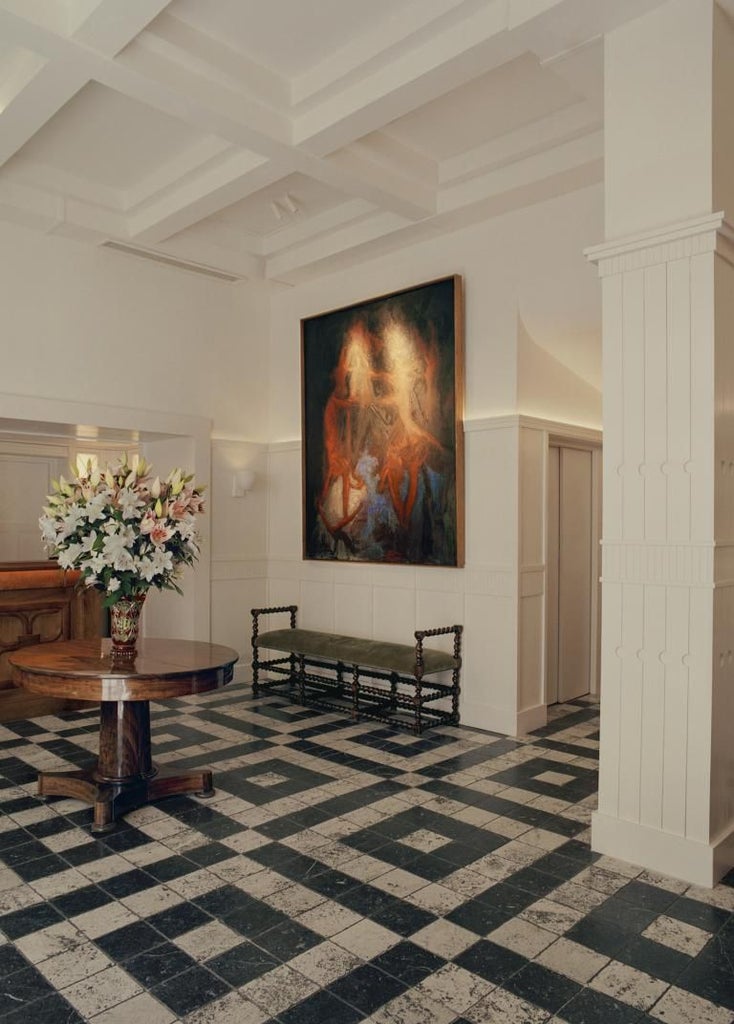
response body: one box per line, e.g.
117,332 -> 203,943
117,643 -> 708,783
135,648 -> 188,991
592,810 -> 734,888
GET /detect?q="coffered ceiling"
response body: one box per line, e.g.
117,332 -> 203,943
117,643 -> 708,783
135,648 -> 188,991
0,0 -> 667,285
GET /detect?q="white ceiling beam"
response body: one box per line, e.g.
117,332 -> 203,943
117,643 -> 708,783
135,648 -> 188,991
105,43 -> 292,152
110,45 -> 440,222
265,210 -> 414,280
293,0 -> 479,103
142,12 -> 290,110
325,147 -> 436,218
439,99 -> 601,184
0,5 -> 449,225
124,137 -> 231,209
0,178 -> 64,230
0,0 -> 70,36
2,157 -> 123,209
293,3 -> 518,157
128,154 -> 289,244
152,235 -> 265,280
439,130 -> 604,212
49,195 -> 127,241
0,60 -> 88,168
510,0 -> 668,62
71,0 -> 171,57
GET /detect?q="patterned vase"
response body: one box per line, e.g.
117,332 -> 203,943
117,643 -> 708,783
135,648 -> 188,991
109,594 -> 146,659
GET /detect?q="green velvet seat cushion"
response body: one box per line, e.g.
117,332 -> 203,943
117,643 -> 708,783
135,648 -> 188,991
254,628 -> 458,676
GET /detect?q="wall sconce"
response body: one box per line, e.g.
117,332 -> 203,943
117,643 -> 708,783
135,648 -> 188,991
232,469 -> 256,497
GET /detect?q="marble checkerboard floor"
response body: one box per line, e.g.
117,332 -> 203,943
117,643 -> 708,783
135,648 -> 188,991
0,686 -> 732,1024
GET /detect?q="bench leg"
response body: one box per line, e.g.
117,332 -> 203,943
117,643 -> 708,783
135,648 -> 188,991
351,664 -> 360,722
414,674 -> 423,735
297,654 -> 306,703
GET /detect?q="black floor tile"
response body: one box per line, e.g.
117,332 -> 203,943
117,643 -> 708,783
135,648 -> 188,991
98,867 -> 158,898
95,920 -> 163,961
207,940 -> 281,986
0,991 -> 84,1024
0,902 -> 64,939
151,964 -> 230,1016
52,884 -> 113,918
369,941 -> 447,985
502,961 -> 582,1014
0,944 -> 30,978
557,986 -> 646,1023
147,901 -> 213,939
666,895 -> 732,933
125,941 -> 197,986
615,934 -> 692,984
276,989 -> 366,1023
254,919 -> 322,960
0,686 -> 730,1024
676,934 -> 734,1011
0,964 -> 54,1015
327,962 -> 406,1014
565,916 -> 630,958
454,939 -> 529,984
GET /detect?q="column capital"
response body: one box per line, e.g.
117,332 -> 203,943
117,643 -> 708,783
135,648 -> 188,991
585,212 -> 734,276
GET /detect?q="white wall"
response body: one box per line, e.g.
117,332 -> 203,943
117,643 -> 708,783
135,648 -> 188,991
0,223 -> 269,667
266,185 -> 602,733
0,182 -> 604,717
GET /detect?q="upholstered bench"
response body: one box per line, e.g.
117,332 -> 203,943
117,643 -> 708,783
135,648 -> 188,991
250,605 -> 462,734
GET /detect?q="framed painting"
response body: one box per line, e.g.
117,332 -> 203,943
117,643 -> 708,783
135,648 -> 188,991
301,275 -> 464,566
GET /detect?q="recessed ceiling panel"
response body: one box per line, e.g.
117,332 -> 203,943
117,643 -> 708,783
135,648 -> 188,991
169,0 -> 419,78
13,82 -> 206,189
382,53 -> 583,161
206,172 -> 350,237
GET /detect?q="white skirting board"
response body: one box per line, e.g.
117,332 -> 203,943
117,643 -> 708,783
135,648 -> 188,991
460,699 -> 547,738
592,810 -> 734,888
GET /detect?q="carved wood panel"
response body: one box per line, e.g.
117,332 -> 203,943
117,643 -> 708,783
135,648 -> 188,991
0,563 -> 101,722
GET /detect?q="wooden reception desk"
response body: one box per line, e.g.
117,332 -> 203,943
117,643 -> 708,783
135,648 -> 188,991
0,561 -> 100,722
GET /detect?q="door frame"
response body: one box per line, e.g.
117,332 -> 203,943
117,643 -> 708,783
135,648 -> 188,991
545,432 -> 602,703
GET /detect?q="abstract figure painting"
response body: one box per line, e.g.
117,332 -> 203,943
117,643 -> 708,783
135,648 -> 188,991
302,276 -> 464,566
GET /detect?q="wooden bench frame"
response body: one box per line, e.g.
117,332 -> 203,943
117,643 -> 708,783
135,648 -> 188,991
250,605 -> 462,734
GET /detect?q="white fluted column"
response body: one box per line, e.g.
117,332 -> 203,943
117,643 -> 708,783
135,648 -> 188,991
588,0 -> 734,886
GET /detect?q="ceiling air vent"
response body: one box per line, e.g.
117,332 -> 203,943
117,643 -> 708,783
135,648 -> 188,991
101,241 -> 242,282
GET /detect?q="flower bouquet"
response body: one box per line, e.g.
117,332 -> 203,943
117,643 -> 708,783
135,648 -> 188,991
39,454 -> 205,656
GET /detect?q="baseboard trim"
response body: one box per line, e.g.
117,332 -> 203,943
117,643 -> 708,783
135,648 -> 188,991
592,810 -> 734,887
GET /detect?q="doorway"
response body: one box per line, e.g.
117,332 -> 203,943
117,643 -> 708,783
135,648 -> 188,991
546,442 -> 601,704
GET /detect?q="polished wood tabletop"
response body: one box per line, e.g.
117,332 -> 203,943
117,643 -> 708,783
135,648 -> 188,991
9,637 -> 239,702
8,637 -> 240,833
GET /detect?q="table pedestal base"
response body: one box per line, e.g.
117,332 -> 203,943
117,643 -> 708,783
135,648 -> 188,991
38,698 -> 214,832
38,765 -> 214,832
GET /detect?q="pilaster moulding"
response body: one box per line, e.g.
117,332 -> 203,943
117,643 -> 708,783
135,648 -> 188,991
210,435 -> 267,447
211,559 -> 268,582
602,541 -> 715,586
465,566 -> 516,597
465,414 -> 601,440
520,568 -> 544,597
714,542 -> 734,588
585,212 -> 732,277
464,414 -> 518,433
265,558 -> 516,597
267,439 -> 302,453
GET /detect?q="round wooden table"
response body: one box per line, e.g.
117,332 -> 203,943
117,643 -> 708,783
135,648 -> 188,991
9,638 -> 239,832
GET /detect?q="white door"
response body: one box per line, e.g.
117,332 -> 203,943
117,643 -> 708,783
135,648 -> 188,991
547,445 -> 594,703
